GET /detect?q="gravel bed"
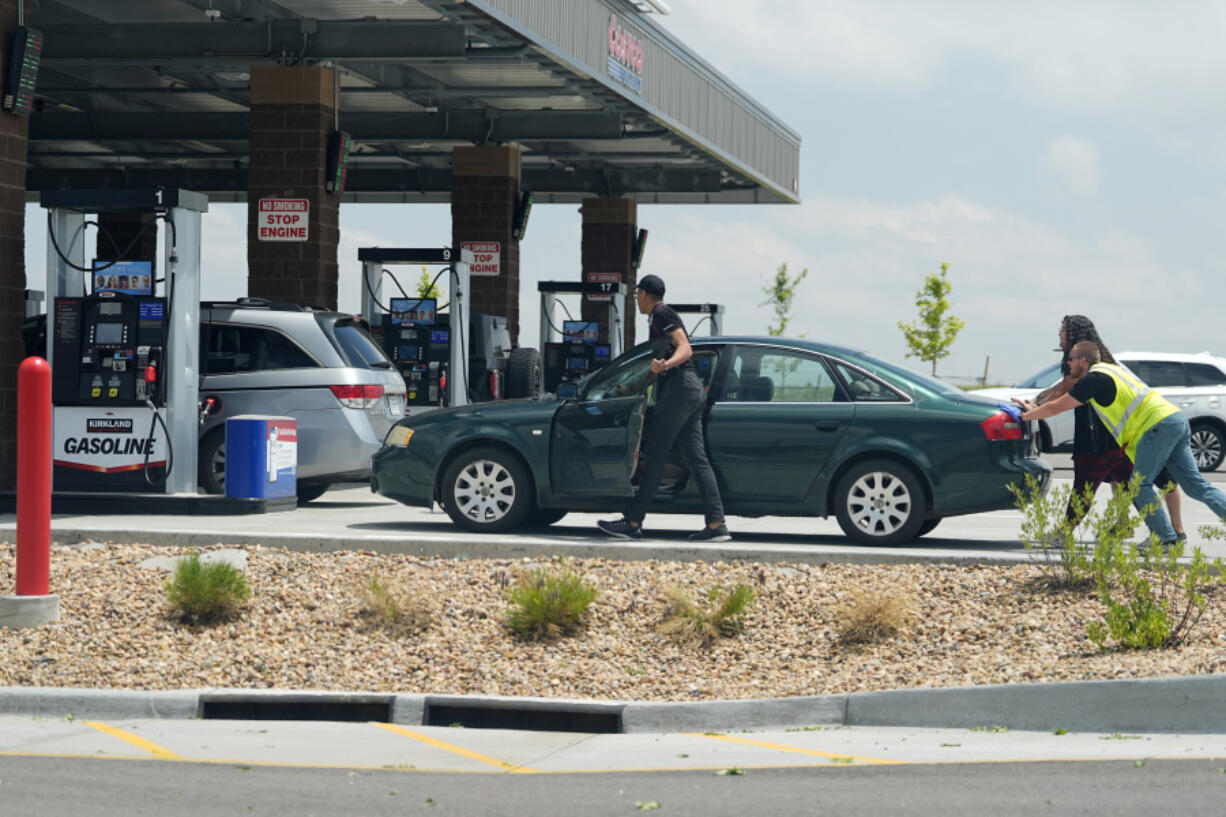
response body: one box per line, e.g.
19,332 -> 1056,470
2,541 -> 1224,700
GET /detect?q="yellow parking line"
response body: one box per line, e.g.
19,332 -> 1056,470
690,732 -> 900,765
84,721 -> 184,761
374,723 -> 539,773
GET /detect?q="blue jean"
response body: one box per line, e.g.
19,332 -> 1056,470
1132,413 -> 1226,542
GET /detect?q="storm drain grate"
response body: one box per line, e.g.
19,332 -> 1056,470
201,698 -> 393,723
424,703 -> 621,733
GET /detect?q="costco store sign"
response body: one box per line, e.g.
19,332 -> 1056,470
607,14 -> 644,93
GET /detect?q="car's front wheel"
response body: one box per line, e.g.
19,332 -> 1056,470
833,459 -> 927,546
440,446 -> 532,532
1190,422 -> 1225,472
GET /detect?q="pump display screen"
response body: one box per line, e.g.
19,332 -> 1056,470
595,344 -> 611,359
390,298 -> 436,326
431,329 -> 450,344
563,320 -> 599,343
95,322 -> 124,345
566,357 -> 589,372
396,345 -> 421,362
98,301 -> 122,316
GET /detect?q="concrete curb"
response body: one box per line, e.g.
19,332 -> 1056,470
38,526 -> 1031,568
4,674 -> 1224,734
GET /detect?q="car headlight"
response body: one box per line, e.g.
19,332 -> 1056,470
385,426 -> 414,447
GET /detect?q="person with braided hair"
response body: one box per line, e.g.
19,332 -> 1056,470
1019,315 -> 1185,539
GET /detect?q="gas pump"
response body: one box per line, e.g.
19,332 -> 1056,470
40,188 -> 206,494
358,247 -> 470,410
537,280 -> 627,393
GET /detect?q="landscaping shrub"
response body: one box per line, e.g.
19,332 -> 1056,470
165,553 -> 250,624
360,573 -> 433,637
657,583 -> 755,648
504,567 -> 597,641
834,586 -> 912,645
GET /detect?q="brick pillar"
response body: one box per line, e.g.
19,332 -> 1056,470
247,66 -> 339,309
0,0 -> 30,490
580,197 -> 637,350
96,212 -> 158,280
450,146 -> 521,342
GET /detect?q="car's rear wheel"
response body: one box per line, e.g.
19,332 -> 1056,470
440,446 -> 532,532
521,507 -> 568,528
198,428 -> 226,494
1190,422 -> 1225,472
834,459 -> 927,546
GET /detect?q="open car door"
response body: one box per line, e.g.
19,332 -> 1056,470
549,342 -> 657,498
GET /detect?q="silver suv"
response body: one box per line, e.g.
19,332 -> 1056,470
198,299 -> 407,500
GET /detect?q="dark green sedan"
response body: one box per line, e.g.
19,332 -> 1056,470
370,337 -> 1050,545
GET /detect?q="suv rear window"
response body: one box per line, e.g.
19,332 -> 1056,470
329,319 -> 393,369
1187,363 -> 1226,386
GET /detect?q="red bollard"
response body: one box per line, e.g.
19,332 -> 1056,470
16,356 -> 51,596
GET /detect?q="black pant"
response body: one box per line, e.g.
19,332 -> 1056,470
625,370 -> 725,525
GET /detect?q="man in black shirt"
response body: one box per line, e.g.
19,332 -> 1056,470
597,274 -> 730,542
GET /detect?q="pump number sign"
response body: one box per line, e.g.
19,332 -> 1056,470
258,198 -> 309,241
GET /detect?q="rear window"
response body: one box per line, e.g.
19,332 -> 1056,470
1187,363 -> 1226,386
329,319 -> 393,369
1129,360 -> 1186,387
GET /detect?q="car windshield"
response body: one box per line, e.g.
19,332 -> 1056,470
1016,362 -> 1061,389
579,340 -> 664,400
849,352 -> 962,396
329,319 -> 393,369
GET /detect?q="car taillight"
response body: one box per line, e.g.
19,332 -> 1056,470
981,410 -> 1024,441
329,384 -> 385,409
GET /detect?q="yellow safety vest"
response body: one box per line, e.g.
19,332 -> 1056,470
1085,363 -> 1179,461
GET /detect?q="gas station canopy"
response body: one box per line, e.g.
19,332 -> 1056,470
25,0 -> 801,205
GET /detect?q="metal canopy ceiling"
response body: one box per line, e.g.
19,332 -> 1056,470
25,0 -> 801,204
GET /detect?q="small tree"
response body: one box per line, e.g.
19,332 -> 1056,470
760,262 -> 808,337
416,267 -> 442,299
897,262 -> 965,376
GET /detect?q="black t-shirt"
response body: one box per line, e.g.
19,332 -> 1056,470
648,303 -> 695,374
1069,370 -> 1120,455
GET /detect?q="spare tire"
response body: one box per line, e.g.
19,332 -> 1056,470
506,347 -> 542,398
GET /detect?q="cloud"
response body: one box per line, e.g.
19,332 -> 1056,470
663,1 -> 1226,118
1044,136 -> 1101,195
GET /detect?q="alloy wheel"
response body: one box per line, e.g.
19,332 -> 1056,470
845,470 -> 913,536
452,458 -> 517,523
1191,427 -> 1224,471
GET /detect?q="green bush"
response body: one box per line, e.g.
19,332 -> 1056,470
360,573 -> 432,636
657,583 -> 755,648
165,553 -> 250,624
504,567 -> 597,641
1087,525 -> 1226,650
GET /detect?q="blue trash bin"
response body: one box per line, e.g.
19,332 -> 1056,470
224,415 -> 298,499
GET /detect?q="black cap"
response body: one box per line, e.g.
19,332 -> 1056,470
636,274 -> 665,297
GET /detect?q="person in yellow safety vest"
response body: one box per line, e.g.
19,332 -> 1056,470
1019,339 -> 1226,547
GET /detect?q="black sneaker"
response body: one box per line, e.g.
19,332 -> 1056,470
689,523 -> 731,543
1176,532 -> 1188,544
598,518 -> 643,540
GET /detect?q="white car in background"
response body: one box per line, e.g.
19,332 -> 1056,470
970,352 -> 1226,471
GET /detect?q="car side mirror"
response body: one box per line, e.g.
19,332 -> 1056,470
556,382 -> 578,400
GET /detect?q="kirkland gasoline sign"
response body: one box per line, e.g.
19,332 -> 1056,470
258,198 -> 309,241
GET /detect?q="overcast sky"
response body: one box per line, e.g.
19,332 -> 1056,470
25,1 -> 1226,383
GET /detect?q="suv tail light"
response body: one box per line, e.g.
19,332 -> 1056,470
981,410 -> 1024,441
330,384 -> 385,409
